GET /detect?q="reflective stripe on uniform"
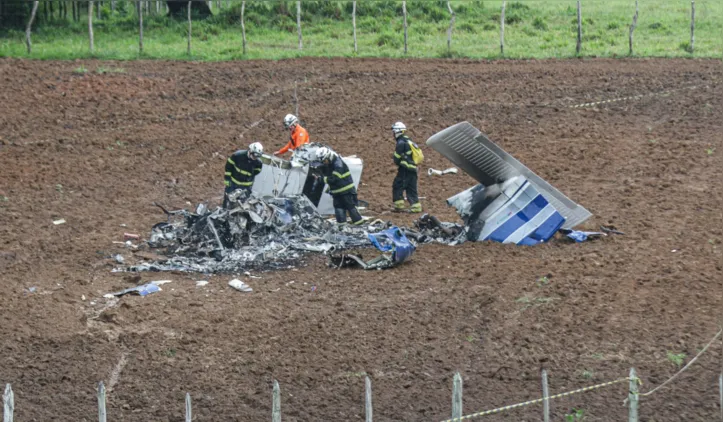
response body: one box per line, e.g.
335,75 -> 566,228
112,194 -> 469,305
224,180 -> 230,186
331,183 -> 355,194
231,177 -> 253,187
332,171 -> 351,179
225,172 -> 232,176
394,152 -> 402,159
254,167 -> 262,173
400,161 -> 417,170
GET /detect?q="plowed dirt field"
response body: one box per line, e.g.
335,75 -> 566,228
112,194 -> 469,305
1,58 -> 722,421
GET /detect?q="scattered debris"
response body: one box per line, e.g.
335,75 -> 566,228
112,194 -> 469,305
132,195 -> 377,273
229,279 -> 252,292
150,280 -> 172,286
195,280 -> 209,287
113,254 -> 125,264
27,286 -> 37,293
560,229 -> 606,243
600,225 -> 625,235
329,226 -> 415,270
427,167 -> 458,176
124,233 -> 140,241
53,219 -> 66,225
105,282 -> 160,298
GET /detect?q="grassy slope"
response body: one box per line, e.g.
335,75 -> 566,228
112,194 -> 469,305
0,0 -> 721,60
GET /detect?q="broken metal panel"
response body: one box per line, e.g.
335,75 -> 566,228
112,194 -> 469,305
426,122 -> 591,229
251,148 -> 363,216
448,178 -> 565,245
253,156 -> 309,198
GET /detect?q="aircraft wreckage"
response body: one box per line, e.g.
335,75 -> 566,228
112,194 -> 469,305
130,125 -> 593,274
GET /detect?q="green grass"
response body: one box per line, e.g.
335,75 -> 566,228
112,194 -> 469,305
666,351 -> 686,367
1,0 -> 721,61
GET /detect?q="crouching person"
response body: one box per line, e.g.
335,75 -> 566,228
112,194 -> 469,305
224,142 -> 263,208
316,147 -> 363,225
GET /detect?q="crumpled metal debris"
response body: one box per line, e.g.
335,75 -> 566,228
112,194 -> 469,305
328,226 -> 416,270
132,195 -> 380,274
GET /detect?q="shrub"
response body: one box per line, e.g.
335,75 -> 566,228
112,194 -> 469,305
458,23 -> 477,34
376,33 -> 401,48
533,17 -> 547,31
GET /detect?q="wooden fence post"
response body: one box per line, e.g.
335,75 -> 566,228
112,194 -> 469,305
690,0 -> 695,54
187,0 -> 191,55
576,0 -> 582,54
500,1 -> 505,56
402,1 -> 408,55
185,393 -> 192,422
365,376 -> 372,422
96,0 -> 100,20
541,369 -> 550,422
272,380 -> 281,422
138,0 -> 144,54
628,0 -> 638,55
352,1 -> 357,53
88,0 -> 94,53
446,1 -> 455,52
98,381 -> 107,422
296,1 -> 302,50
3,384 -> 14,422
241,1 -> 247,55
452,372 -> 463,420
628,368 -> 638,422
25,1 -> 39,54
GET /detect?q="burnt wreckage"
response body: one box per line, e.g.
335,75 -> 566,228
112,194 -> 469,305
134,126 -> 592,274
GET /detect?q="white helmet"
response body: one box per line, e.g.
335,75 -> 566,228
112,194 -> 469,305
248,142 -> 263,159
284,114 -> 299,129
315,146 -> 334,163
392,121 -> 407,137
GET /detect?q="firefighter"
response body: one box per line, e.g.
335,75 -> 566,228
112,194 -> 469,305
273,114 -> 310,156
316,147 -> 364,225
224,142 -> 264,207
391,121 -> 421,213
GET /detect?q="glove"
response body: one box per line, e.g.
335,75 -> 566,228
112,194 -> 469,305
273,151 -> 281,156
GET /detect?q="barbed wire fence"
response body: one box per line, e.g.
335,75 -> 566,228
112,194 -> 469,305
0,0 -> 718,58
2,329 -> 722,421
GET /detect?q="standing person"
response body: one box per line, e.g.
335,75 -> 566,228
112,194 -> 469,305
224,142 -> 264,207
316,147 -> 363,225
391,121 -> 422,213
273,114 -> 310,156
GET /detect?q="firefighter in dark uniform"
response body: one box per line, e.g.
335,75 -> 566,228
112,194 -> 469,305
317,147 -> 364,225
223,142 -> 264,208
391,121 -> 421,213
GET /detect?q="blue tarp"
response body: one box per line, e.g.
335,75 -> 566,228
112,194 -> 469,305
368,226 -> 415,265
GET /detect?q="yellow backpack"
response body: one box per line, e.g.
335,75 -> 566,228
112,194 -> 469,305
408,140 -> 424,165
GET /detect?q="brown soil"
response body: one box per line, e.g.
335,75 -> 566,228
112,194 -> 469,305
1,57 -> 722,421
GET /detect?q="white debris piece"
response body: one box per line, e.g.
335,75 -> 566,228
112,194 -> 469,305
195,280 -> 209,287
229,279 -> 253,292
150,280 -> 173,286
53,219 -> 66,225
427,167 -> 458,176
